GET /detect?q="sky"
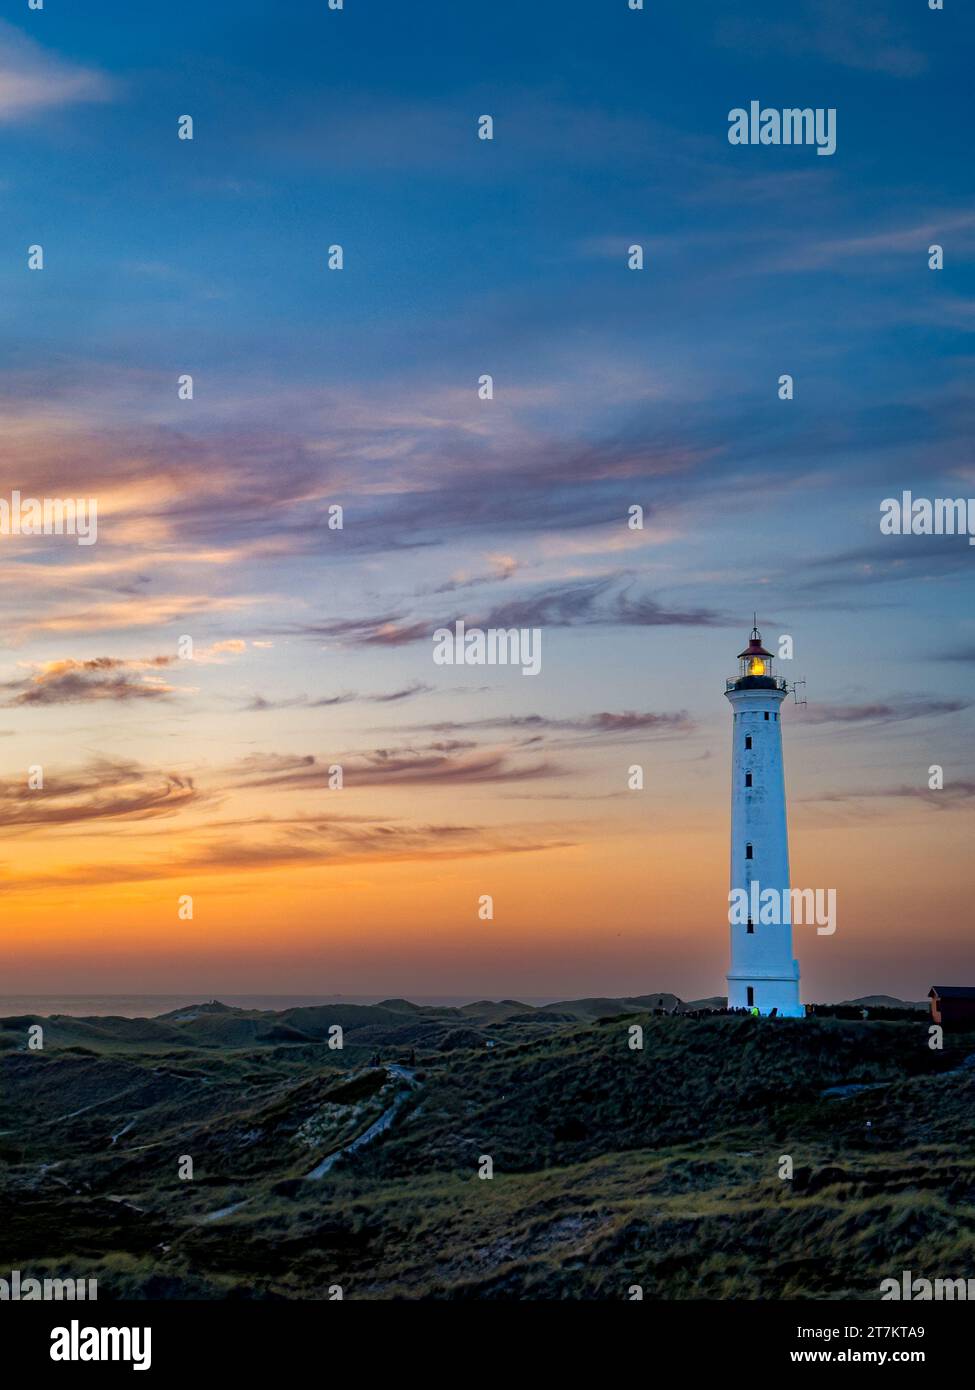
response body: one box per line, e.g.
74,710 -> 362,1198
0,0 -> 973,1001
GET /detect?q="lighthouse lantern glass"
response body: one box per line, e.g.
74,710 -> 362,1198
735,629 -> 776,683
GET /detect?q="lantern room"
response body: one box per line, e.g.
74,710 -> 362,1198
728,625 -> 785,690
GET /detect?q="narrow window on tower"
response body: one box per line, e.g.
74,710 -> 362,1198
747,918 -> 754,934
764,711 -> 770,721
745,736 -> 752,749
747,986 -> 755,1007
745,842 -> 753,859
745,773 -> 752,787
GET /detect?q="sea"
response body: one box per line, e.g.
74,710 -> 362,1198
0,994 -> 556,1019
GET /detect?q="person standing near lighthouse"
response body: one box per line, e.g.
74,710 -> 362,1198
725,624 -> 803,1018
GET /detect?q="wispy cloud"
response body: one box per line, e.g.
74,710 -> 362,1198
244,683 -> 433,712
794,535 -> 975,593
423,554 -> 519,594
934,646 -> 975,664
715,0 -> 927,77
14,594 -> 257,638
799,698 -> 969,727
405,709 -> 694,740
229,745 -> 563,790
0,814 -> 573,891
287,577 -> 723,647
478,578 -> 722,630
0,758 -> 200,831
773,212 -> 975,274
0,21 -> 113,122
805,781 -> 975,810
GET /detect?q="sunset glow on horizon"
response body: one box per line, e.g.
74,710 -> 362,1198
2,2 -> 973,1002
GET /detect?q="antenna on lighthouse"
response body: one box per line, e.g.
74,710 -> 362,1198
788,679 -> 807,708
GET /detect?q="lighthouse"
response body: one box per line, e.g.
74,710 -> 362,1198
725,625 -> 803,1017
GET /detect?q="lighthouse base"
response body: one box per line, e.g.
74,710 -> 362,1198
727,973 -> 803,1018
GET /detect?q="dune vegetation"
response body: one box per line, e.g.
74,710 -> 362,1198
1,998 -> 973,1299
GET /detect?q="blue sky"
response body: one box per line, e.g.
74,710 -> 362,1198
0,0 -> 973,997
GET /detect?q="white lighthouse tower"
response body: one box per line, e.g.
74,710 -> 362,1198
725,624 -> 803,1017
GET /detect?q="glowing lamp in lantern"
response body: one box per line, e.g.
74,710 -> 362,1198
736,626 -> 775,685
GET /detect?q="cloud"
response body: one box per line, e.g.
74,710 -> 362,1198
229,745 -> 563,790
0,758 -> 200,831
0,380 -> 768,634
575,710 -> 693,733
255,91 -> 701,178
13,594 -> 257,638
405,709 -> 694,741
0,639 -> 252,704
772,212 -> 975,274
194,639 -> 248,662
799,698 -> 970,727
475,577 -> 722,631
244,683 -> 433,711
287,577 -> 723,648
286,615 -> 432,647
805,781 -> 975,810
935,647 -> 975,664
0,811 -> 573,891
424,554 -> 519,594
1,655 -> 185,706
0,21 -> 113,122
715,0 -> 927,77
793,534 -> 975,594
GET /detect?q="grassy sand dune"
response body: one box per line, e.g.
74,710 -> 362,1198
1,1004 -> 972,1299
